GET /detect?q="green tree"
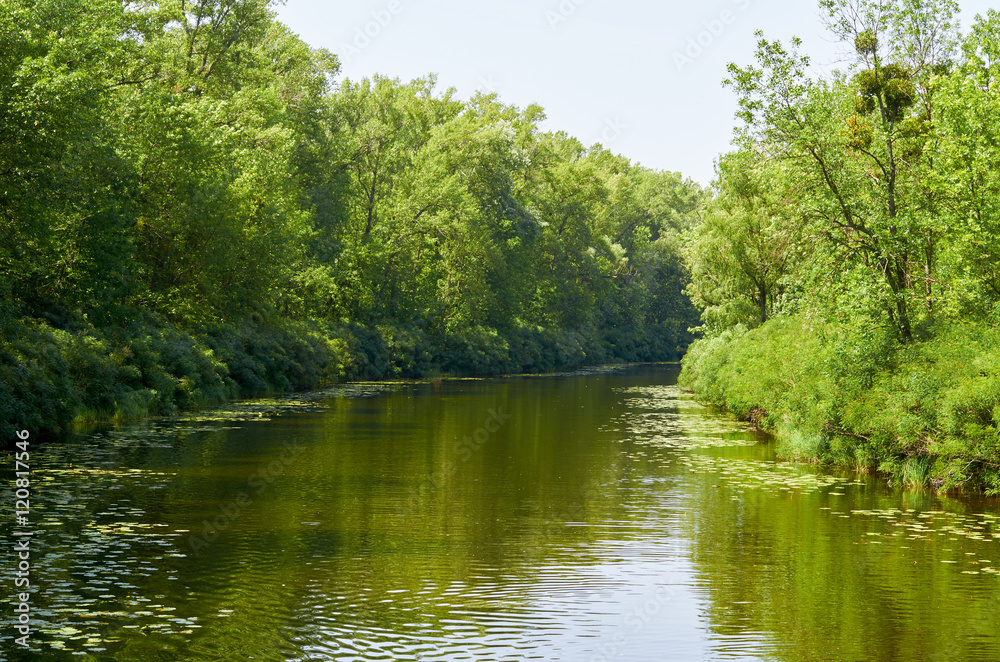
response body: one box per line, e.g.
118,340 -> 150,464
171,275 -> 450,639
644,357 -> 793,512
725,0 -> 959,339
0,0 -> 142,321
933,10 -> 1000,316
117,1 -> 333,320
685,150 -> 800,331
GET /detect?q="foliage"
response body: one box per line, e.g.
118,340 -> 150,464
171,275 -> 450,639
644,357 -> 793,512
681,316 -> 1000,493
682,2 -> 1000,492
0,1 -> 702,437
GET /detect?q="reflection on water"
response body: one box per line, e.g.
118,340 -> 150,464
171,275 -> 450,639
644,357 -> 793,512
2,365 -> 1000,661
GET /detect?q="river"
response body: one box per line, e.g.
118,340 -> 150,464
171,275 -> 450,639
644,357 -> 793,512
3,364 -> 1000,661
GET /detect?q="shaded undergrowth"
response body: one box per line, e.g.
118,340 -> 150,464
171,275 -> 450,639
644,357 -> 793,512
0,309 -> 686,441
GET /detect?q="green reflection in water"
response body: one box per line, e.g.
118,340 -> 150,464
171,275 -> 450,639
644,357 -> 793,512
2,365 -> 1000,661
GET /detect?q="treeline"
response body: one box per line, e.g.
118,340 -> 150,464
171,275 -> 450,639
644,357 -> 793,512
680,0 -> 1000,492
0,0 -> 701,438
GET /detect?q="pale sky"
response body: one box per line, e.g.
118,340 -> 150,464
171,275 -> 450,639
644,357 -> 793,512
275,0 -> 996,187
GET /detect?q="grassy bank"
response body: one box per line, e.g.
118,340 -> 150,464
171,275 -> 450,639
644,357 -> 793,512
679,315 -> 1000,494
0,310 -> 688,441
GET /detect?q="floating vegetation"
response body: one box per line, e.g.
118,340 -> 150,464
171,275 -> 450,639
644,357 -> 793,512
2,439 -> 196,655
44,468 -> 176,477
844,508 -> 1000,547
169,383 -> 399,424
615,383 -> 1000,581
321,383 -> 399,399
678,455 -> 854,493
610,386 -> 761,451
173,396 -> 329,423
638,431 -> 762,452
530,364 -> 633,378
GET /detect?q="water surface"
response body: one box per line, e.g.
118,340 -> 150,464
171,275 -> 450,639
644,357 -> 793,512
3,365 -> 1000,661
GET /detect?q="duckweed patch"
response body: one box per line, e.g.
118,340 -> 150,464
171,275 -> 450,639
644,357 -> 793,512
613,386 -> 762,451
677,455 -> 857,493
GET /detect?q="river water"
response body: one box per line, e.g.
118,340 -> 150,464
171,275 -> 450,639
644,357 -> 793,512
3,364 -> 1000,661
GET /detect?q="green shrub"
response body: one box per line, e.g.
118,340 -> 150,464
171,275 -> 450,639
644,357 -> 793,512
1,301 -> 698,444
436,326 -> 513,376
682,314 -> 1000,493
0,312 -> 356,438
378,325 -> 435,378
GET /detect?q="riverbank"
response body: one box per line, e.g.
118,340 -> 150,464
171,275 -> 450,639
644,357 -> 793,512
679,315 -> 1000,494
1,310 -> 689,441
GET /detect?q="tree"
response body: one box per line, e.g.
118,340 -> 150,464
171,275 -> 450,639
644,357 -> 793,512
933,10 -> 1000,315
724,0 -> 960,339
685,150 -> 800,331
0,0 -> 143,322
116,1 -> 332,320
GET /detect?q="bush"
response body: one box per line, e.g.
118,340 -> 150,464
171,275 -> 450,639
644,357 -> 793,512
681,314 -> 1000,493
435,326 -> 513,376
0,312 -> 355,439
1,302 -> 694,443
378,325 -> 435,378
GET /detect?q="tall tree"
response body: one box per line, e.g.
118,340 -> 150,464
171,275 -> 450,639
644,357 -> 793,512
685,150 -> 800,331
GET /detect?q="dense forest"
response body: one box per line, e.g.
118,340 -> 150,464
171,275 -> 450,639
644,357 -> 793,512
0,0 -> 701,439
681,0 -> 1000,492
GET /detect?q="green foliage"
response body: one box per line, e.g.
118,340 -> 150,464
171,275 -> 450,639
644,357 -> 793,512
0,1 -> 702,440
683,2 -> 1000,492
0,312 -> 356,439
684,151 -> 800,332
682,314 -> 1000,493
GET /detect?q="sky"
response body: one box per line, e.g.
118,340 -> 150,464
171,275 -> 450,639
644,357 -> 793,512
274,0 -> 996,187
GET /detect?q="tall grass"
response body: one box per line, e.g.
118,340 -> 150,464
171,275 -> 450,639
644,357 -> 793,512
680,316 -> 1000,494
